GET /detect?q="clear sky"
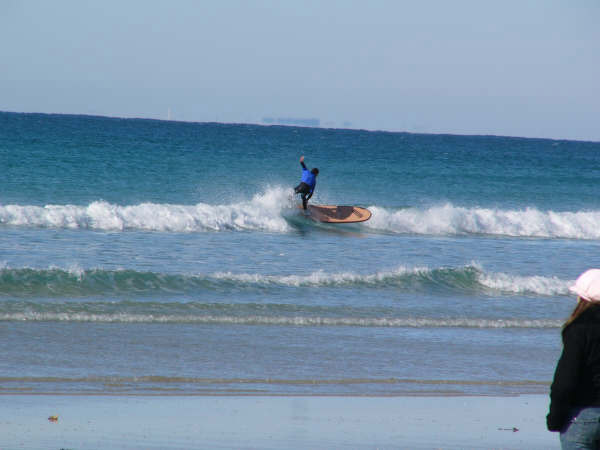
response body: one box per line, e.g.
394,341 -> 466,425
1,1 -> 599,141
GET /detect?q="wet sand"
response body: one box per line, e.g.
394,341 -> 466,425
1,394 -> 557,449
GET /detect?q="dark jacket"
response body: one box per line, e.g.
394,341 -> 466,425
547,304 -> 600,431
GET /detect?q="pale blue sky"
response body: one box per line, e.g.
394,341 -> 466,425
1,1 -> 599,141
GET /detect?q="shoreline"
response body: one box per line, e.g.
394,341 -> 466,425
1,393 -> 558,449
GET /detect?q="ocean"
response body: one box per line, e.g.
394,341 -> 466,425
1,111 -> 599,397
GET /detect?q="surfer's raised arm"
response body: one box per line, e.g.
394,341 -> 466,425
300,155 -> 307,170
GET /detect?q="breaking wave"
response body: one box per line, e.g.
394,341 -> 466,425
0,187 -> 293,233
0,264 -> 572,298
1,191 -> 599,240
366,204 -> 600,239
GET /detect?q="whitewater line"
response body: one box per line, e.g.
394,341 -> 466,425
366,204 -> 600,239
0,312 -> 562,328
1,194 -> 600,239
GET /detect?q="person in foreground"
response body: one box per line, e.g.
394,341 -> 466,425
294,155 -> 318,210
548,269 -> 600,449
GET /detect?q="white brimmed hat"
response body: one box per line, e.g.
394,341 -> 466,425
570,269 -> 600,302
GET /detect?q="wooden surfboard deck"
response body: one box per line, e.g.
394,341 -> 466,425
300,204 -> 372,223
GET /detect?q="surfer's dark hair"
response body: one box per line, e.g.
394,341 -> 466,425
311,168 -> 319,175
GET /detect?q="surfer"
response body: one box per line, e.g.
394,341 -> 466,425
294,155 -> 319,210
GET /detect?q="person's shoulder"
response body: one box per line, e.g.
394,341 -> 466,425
580,305 -> 600,323
567,305 -> 600,339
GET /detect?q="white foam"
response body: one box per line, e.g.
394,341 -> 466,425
2,196 -> 599,239
212,265 -> 573,296
0,312 -> 562,328
212,266 -> 431,287
0,187 -> 293,233
477,272 -> 571,296
365,204 -> 600,239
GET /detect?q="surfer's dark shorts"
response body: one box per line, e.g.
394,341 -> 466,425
294,182 -> 310,195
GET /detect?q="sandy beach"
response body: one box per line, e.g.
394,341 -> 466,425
0,394 -> 557,449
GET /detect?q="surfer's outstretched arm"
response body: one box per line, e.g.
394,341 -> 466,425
300,155 -> 307,170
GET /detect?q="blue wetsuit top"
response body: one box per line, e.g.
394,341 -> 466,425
300,162 -> 316,193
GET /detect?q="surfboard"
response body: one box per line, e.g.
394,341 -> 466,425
300,204 -> 372,223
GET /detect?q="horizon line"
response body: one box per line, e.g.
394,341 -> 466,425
2,109 -> 598,144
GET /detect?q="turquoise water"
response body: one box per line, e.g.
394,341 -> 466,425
1,111 -> 599,395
